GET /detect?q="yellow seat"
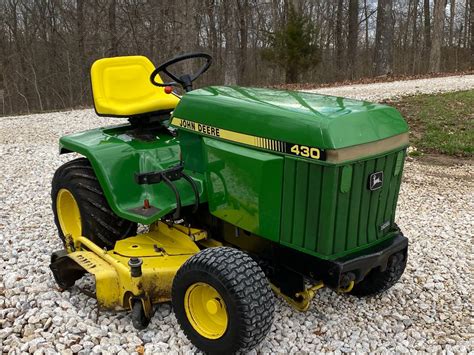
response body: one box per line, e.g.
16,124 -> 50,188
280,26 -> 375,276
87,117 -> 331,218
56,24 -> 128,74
91,56 -> 179,117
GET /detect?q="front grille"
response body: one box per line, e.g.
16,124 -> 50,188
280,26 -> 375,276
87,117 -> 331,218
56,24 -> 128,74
280,149 -> 405,258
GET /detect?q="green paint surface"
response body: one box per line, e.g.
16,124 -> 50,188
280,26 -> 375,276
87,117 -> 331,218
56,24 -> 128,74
203,138 -> 283,241
279,149 -> 405,259
59,125 -> 205,224
59,86 -> 409,260
173,86 -> 408,150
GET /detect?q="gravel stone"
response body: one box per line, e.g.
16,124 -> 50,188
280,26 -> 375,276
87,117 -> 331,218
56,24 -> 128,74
70,344 -> 83,353
0,327 -> 13,340
1,76 -> 473,353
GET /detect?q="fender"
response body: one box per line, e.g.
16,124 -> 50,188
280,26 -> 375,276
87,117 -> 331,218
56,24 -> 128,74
59,123 -> 206,224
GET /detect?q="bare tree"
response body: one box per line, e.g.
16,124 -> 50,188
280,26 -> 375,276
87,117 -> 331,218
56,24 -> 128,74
1,0 -> 472,116
335,0 -> 345,73
449,0 -> 456,46
347,0 -> 359,79
237,0 -> 249,84
223,2 -> 238,85
423,0 -> 431,65
77,0 -> 87,103
108,0 -> 118,56
429,0 -> 447,72
471,0 -> 474,67
374,0 -> 394,75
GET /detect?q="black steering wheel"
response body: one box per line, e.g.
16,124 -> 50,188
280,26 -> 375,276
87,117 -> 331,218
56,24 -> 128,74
150,52 -> 212,92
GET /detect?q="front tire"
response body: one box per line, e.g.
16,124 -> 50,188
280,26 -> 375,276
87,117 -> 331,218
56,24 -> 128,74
349,251 -> 407,297
51,158 -> 137,249
172,247 -> 275,354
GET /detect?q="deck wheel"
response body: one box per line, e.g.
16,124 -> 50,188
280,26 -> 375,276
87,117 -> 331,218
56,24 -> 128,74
131,301 -> 150,330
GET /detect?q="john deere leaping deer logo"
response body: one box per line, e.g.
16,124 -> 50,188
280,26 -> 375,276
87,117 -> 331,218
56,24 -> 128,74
369,171 -> 384,191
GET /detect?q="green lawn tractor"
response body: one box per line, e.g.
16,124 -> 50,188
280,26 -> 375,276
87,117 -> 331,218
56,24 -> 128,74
50,53 -> 409,353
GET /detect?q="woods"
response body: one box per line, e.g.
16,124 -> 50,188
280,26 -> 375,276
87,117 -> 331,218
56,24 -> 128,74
1,0 -> 473,116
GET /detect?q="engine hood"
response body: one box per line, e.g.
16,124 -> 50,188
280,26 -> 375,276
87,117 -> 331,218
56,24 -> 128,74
171,86 -> 408,161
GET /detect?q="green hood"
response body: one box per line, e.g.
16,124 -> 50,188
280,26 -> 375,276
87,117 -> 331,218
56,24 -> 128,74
172,86 -> 408,150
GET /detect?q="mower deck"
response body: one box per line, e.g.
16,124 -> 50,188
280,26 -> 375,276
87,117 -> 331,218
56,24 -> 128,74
50,222 -> 205,317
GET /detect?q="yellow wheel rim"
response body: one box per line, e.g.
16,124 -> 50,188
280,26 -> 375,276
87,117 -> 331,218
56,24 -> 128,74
56,188 -> 81,239
184,282 -> 228,339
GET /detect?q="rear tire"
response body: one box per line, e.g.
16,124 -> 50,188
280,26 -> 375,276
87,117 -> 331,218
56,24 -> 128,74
51,158 -> 137,249
172,247 -> 275,354
349,251 -> 407,297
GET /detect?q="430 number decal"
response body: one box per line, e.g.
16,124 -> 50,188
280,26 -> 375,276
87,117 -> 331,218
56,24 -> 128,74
287,144 -> 325,160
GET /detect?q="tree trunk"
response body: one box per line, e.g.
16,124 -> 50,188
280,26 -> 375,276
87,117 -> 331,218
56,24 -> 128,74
411,0 -> 420,73
148,2 -> 163,61
470,0 -> 474,67
335,0 -> 344,73
423,0 -> 431,65
9,0 -> 31,111
429,0 -> 447,72
223,3 -> 237,85
182,0 -> 196,75
76,0 -> 87,103
448,0 -> 456,46
29,60 -> 43,111
464,0 -> 470,48
108,0 -> 118,56
205,0 -> 219,80
374,0 -> 394,75
237,0 -> 248,84
347,0 -> 359,79
363,0 -> 371,75
403,0 -> 414,70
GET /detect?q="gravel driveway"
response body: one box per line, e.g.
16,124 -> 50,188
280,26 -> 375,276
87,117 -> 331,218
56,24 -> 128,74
1,76 -> 473,354
306,74 -> 474,101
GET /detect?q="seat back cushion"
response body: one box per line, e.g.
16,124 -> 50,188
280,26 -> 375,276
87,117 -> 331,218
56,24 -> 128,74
91,55 -> 179,117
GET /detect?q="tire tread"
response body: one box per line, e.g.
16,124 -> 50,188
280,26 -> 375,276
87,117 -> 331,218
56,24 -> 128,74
172,247 -> 275,353
51,158 -> 137,248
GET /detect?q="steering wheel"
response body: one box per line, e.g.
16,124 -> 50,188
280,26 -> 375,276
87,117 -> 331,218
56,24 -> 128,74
150,53 -> 212,92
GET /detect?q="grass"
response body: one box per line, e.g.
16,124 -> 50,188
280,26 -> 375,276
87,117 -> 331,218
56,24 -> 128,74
391,90 -> 474,157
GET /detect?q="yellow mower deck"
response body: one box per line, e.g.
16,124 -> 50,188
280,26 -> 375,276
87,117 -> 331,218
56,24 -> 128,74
50,222 -> 206,318
50,219 -> 335,323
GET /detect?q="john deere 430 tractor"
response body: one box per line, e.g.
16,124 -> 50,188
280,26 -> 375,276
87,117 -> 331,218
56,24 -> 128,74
50,53 -> 409,353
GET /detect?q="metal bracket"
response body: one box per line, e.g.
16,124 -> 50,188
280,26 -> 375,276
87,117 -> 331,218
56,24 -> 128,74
134,163 -> 200,219
135,164 -> 184,185
270,282 -> 324,312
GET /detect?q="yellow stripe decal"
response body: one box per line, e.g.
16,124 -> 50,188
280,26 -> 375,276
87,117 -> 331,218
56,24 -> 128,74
171,117 -> 327,161
172,117 -> 264,149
